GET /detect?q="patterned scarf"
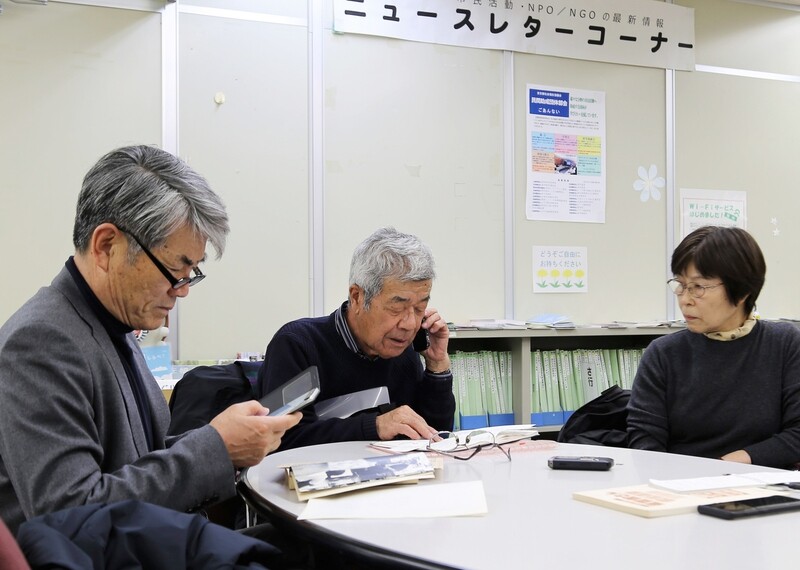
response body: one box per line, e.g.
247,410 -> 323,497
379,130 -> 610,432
704,313 -> 757,341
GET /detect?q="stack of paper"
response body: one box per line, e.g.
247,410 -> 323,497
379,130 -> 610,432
649,471 -> 800,492
526,313 -> 576,329
468,318 -> 527,330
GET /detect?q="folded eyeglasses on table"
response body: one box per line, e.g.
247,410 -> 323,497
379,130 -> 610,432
427,430 -> 513,461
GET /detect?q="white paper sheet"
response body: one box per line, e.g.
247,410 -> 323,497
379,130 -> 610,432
650,471 -> 800,493
298,480 -> 488,520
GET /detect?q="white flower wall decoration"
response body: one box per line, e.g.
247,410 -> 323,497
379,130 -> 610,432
633,164 -> 665,202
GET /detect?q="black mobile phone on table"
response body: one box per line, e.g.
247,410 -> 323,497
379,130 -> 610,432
698,495 -> 800,520
548,456 -> 614,471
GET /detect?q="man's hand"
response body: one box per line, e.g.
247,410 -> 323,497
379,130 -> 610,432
209,400 -> 301,468
420,307 -> 451,373
721,449 -> 752,464
376,405 -> 438,441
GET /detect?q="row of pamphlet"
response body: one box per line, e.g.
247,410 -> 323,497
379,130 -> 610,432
449,348 -> 645,430
531,348 -> 645,426
451,351 -> 514,430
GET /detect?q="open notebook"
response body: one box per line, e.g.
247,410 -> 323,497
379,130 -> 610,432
369,424 -> 539,454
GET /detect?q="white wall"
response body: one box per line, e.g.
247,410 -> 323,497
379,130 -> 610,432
1,0 -> 799,360
0,1 -> 161,328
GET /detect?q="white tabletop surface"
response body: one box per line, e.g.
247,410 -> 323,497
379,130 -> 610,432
240,440 -> 799,570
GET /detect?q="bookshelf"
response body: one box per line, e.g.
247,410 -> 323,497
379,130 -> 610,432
447,327 -> 676,432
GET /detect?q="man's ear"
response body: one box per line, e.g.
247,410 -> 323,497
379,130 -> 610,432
90,223 -> 125,272
349,284 -> 364,311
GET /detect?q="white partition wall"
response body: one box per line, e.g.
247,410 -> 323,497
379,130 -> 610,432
2,0 -> 799,359
0,1 -> 162,325
176,5 -> 310,359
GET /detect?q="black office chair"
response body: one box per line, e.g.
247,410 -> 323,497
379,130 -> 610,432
167,360 -> 262,530
168,360 -> 261,435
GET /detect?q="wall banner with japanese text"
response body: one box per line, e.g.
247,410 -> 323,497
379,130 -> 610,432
526,84 -> 606,223
534,246 -> 588,293
333,0 -> 695,71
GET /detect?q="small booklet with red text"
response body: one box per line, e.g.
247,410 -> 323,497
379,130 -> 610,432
573,484 -> 779,518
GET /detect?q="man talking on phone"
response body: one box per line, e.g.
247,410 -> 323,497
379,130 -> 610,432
257,227 -> 455,450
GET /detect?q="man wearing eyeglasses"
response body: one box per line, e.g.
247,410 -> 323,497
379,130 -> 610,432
627,225 -> 800,469
0,145 -> 300,535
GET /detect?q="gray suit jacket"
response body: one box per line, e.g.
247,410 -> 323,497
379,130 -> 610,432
0,266 -> 235,534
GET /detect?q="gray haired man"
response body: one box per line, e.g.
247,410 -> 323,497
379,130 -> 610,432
258,227 -> 455,450
0,145 -> 300,534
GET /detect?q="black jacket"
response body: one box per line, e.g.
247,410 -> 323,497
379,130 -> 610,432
16,500 -> 280,569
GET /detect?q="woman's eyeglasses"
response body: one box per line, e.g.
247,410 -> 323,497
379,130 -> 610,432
667,278 -> 723,299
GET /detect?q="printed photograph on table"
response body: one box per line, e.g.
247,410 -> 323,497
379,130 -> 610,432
289,452 -> 435,501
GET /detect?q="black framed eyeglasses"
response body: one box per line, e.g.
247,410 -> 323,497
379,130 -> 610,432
427,430 -> 512,462
667,278 -> 723,299
118,227 -> 205,290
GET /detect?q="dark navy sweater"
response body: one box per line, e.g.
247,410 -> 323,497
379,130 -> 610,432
628,320 -> 800,468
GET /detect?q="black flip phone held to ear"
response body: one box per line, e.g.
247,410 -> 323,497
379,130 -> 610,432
413,327 -> 430,352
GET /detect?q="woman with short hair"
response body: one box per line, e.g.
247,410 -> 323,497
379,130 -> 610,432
627,225 -> 800,469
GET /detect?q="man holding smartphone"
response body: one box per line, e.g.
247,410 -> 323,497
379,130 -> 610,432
257,227 -> 455,450
0,146 -> 301,536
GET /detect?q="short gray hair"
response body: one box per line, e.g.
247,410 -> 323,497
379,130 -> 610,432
349,227 -> 436,308
72,145 -> 229,261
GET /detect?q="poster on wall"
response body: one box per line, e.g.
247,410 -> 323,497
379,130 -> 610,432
526,84 -> 606,223
679,188 -> 747,239
533,246 -> 588,293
